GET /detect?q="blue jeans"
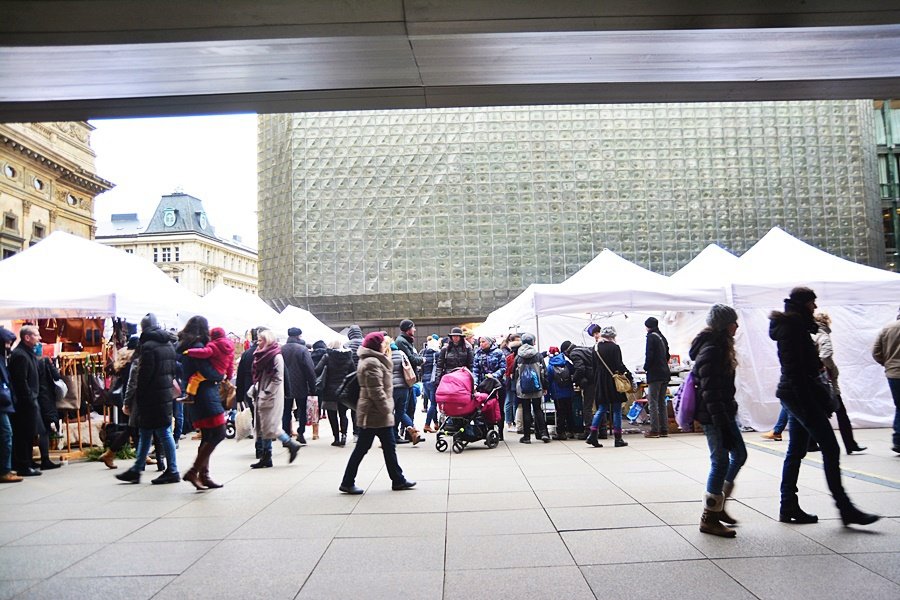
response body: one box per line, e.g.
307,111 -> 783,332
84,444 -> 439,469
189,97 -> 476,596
646,381 -> 668,434
889,378 -> 900,448
591,402 -> 623,433
780,404 -> 849,510
0,413 -> 12,474
772,407 -> 788,434
425,400 -> 438,427
405,389 -> 417,421
130,425 -> 178,474
341,426 -> 405,487
504,382 -> 516,423
701,418 -> 747,495
260,431 -> 291,453
423,379 -> 435,411
393,387 -> 413,440
172,401 -> 184,439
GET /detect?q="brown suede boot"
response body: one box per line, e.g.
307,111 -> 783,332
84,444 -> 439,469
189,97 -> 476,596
700,493 -> 736,538
194,443 -> 222,488
720,481 -> 738,525
99,448 -> 117,469
183,468 -> 207,491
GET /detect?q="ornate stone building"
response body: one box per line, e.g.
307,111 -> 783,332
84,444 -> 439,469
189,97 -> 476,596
258,101 -> 883,328
97,192 -> 258,296
0,122 -> 114,258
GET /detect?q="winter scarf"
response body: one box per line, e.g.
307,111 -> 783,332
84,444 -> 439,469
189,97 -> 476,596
252,342 -> 281,384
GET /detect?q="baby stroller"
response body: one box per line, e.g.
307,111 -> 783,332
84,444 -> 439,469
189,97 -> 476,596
434,368 -> 502,454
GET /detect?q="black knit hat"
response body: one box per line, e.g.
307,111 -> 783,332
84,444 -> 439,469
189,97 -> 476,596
287,327 -> 302,337
126,334 -> 140,350
787,287 -> 817,306
560,340 -> 573,354
644,317 -> 659,329
399,319 -> 415,332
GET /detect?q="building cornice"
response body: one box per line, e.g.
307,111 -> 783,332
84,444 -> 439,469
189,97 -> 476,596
1,134 -> 114,196
97,230 -> 257,256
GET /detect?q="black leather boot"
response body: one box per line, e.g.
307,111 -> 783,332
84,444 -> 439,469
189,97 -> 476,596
585,430 -> 603,448
250,451 -> 273,469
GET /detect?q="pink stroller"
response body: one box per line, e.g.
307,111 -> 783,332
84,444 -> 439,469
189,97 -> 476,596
435,368 -> 502,453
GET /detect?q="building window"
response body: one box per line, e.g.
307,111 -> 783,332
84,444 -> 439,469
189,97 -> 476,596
124,248 -> 134,254
174,276 -> 180,284
32,223 -> 45,240
174,246 -> 180,261
152,247 -> 158,262
161,247 -> 171,262
33,178 -> 44,191
4,214 -> 17,231
2,248 -> 16,260
3,165 -> 15,178
66,194 -> 78,206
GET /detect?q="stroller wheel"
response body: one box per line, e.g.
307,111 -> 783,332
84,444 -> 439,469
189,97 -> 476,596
452,441 -> 465,454
225,422 -> 236,439
486,430 -> 500,449
435,437 -> 448,452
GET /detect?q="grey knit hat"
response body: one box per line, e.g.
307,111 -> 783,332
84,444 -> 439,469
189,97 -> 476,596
600,326 -> 617,339
706,304 -> 738,330
521,333 -> 536,346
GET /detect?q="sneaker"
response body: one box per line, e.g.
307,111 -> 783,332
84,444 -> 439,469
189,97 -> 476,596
760,430 -> 782,441
519,436 -> 531,444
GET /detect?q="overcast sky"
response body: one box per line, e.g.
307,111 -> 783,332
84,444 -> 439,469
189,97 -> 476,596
90,114 -> 259,247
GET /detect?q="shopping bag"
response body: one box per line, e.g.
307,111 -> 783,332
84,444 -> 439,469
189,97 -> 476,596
235,407 -> 253,441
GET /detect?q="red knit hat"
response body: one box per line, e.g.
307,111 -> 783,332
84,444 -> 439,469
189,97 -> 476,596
362,331 -> 386,351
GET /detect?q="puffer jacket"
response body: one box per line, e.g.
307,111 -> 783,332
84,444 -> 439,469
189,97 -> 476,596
473,343 -> 505,385
356,345 -> 394,429
770,304 -> 827,417
421,344 -> 439,384
134,326 -> 178,429
688,329 -> 737,425
345,325 -> 364,367
514,343 -> 545,399
391,350 -> 409,390
435,340 -> 474,386
568,345 -> 594,389
316,347 -> 355,410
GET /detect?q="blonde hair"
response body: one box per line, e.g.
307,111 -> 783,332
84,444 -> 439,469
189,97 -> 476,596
814,312 -> 831,327
328,339 -> 343,349
257,329 -> 276,346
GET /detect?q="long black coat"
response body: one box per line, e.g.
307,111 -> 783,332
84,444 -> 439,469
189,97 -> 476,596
281,337 -> 316,400
688,329 -> 737,426
134,327 -> 177,429
316,348 -> 355,411
235,343 -> 256,407
643,331 -> 670,383
37,358 -> 61,425
593,341 -> 631,405
8,344 -> 39,419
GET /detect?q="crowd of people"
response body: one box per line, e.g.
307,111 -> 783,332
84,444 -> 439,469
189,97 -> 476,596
1,285 -> 898,539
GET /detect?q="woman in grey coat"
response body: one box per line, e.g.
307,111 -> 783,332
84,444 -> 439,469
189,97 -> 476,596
249,329 -> 302,469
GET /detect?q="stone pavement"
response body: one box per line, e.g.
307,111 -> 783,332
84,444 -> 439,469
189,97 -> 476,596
0,426 -> 898,600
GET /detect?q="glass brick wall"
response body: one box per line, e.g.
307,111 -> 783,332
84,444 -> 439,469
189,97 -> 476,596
258,101 -> 883,325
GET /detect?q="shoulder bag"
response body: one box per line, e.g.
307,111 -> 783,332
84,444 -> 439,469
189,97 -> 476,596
400,352 -> 418,386
594,345 -> 633,393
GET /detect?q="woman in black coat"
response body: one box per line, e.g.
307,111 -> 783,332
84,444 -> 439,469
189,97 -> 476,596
317,341 -> 355,446
35,358 -> 62,470
586,326 -> 631,448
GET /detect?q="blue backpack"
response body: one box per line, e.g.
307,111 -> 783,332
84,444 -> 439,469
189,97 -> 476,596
517,360 -> 542,395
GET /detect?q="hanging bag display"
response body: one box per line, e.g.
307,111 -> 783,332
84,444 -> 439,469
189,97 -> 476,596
594,346 -> 633,393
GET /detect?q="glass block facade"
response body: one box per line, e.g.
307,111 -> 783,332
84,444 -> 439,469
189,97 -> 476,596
258,101 -> 883,325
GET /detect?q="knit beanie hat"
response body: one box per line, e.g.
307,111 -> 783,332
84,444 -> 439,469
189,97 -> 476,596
521,333 -> 536,346
560,340 -> 573,354
787,286 -> 817,306
389,342 -> 398,351
362,331 -> 386,351
600,326 -> 617,339
586,324 -> 601,336
126,334 -> 140,350
287,327 -> 302,337
431,333 -> 439,340
548,346 -> 559,354
644,317 -> 659,329
706,304 -> 738,330
399,319 -> 415,332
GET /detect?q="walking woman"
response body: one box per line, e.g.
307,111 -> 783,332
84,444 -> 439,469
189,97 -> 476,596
178,316 -> 229,489
586,326 -> 630,448
689,304 -> 747,538
339,331 -> 415,494
813,312 -> 865,454
316,339 -> 355,446
249,328 -> 302,469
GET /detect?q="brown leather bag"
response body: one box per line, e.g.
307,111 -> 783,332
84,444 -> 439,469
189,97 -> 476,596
219,379 -> 237,410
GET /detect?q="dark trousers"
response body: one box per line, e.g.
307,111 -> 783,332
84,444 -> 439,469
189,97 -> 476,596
581,385 -> 597,427
327,407 -> 348,440
282,397 -> 297,435
833,394 -> 859,452
341,426 -> 404,487
290,396 -> 308,438
518,397 -> 547,440
553,396 -> 573,436
780,404 -> 850,511
10,402 -> 36,471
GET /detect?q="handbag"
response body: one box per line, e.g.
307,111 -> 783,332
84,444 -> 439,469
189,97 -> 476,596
315,364 -> 328,398
814,372 -> 839,415
594,345 -> 633,393
400,353 -> 417,387
219,379 -> 237,410
53,378 -> 68,403
57,373 -> 81,410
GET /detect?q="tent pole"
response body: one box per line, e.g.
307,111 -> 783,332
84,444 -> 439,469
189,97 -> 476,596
534,313 -> 541,350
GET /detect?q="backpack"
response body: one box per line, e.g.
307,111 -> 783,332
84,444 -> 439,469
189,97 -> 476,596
549,354 -> 573,389
673,370 -> 697,431
335,371 -> 360,410
516,359 -> 542,395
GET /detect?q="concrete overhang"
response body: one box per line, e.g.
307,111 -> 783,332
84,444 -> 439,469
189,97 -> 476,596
2,1 -> 900,120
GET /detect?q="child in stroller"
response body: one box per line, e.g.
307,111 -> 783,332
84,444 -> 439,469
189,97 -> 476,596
434,368 -> 503,454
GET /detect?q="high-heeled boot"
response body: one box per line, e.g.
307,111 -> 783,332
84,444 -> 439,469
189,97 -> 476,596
99,448 -> 117,469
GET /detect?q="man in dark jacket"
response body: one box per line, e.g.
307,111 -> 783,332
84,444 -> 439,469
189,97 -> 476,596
0,326 -> 23,482
643,317 -> 671,438
345,325 -> 364,367
770,287 -> 878,527
434,327 -> 474,387
282,327 -> 316,444
8,325 -> 42,477
396,319 -> 423,420
562,340 -> 594,439
115,313 -> 180,485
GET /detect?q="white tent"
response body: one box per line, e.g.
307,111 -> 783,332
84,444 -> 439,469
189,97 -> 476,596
199,285 -> 283,335
278,305 -> 346,345
0,231 -> 203,326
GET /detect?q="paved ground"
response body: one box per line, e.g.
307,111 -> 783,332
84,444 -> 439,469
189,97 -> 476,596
0,424 -> 898,600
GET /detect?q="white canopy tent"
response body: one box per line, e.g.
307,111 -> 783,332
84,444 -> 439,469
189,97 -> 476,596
278,305 -> 346,345
199,285 -> 283,336
0,231 -> 203,326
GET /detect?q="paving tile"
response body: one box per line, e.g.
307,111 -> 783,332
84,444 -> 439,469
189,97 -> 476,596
352,491 -> 448,514
582,559 -> 757,600
446,508 -> 554,537
447,491 -> 541,512
445,566 -> 595,600
534,487 -> 636,507
15,575 -> 174,600
10,517 -> 152,546
59,540 -> 216,577
0,579 -> 38,599
297,569 -> 444,600
714,554 -> 900,600
122,516 -> 247,542
0,520 -> 55,545
82,499 -> 190,519
845,552 -> 900,585
547,503 -> 664,531
673,520 -> 833,559
525,474 -> 614,491
228,513 -> 345,539
449,477 -> 532,494
315,537 -> 444,573
562,527 -> 704,565
336,512 -> 444,538
445,532 -> 574,570
784,514 -> 900,553
0,544 -> 103,580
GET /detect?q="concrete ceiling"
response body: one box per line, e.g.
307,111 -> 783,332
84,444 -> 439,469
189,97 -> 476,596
2,1 -> 900,120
